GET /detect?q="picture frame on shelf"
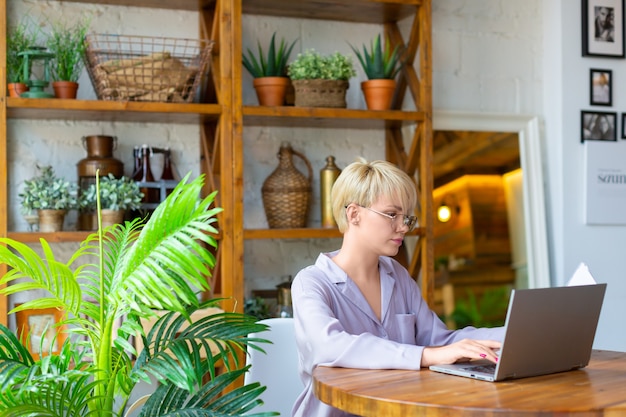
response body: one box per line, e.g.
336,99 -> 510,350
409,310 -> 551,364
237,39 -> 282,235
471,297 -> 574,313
582,0 -> 625,58
15,306 -> 67,360
590,68 -> 613,106
581,110 -> 617,142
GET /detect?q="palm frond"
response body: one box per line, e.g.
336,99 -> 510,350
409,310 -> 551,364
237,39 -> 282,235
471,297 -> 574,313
133,305 -> 269,392
0,239 -> 82,315
138,367 -> 278,417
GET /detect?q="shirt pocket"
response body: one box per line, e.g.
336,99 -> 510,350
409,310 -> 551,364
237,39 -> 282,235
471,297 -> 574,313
394,313 -> 417,344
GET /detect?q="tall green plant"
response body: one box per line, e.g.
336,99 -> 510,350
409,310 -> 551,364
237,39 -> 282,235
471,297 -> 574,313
242,32 -> 297,78
7,21 -> 38,84
0,173 -> 276,417
46,19 -> 90,82
350,34 -> 403,80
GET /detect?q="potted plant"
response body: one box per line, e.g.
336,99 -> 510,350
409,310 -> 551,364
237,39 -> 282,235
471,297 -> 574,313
45,18 -> 90,98
243,32 -> 297,106
79,173 -> 144,229
0,175 -> 272,416
19,165 -> 78,232
287,49 -> 356,108
350,34 -> 404,110
6,20 -> 38,98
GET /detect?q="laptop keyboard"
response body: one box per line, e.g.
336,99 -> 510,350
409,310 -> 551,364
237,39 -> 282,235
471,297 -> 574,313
461,363 -> 497,374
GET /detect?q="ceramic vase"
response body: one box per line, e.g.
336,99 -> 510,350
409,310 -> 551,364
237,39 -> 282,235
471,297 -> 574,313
8,82 -> 29,98
361,79 -> 396,111
52,81 -> 79,99
253,77 -> 290,106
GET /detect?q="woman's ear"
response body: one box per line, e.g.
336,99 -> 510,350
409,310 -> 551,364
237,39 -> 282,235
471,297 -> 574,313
345,203 -> 360,226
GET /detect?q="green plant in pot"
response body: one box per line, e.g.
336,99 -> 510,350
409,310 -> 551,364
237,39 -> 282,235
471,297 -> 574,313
243,32 -> 297,106
0,173 -> 275,417
79,173 -> 144,229
287,49 -> 356,108
6,20 -> 38,97
45,18 -> 90,98
350,34 -> 404,110
19,165 -> 78,233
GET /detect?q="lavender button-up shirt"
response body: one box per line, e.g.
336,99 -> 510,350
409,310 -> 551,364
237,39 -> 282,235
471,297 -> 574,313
291,251 -> 505,417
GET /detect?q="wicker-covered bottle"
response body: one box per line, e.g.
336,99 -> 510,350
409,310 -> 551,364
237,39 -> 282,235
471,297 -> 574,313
262,142 -> 312,228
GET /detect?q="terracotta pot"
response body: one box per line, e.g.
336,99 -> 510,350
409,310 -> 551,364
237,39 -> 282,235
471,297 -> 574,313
101,209 -> 126,228
8,83 -> 29,98
38,209 -> 66,233
361,79 -> 396,111
52,81 -> 79,99
253,77 -> 290,106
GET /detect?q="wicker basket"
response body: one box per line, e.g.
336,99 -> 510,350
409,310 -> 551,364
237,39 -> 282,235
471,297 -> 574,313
84,34 -> 213,103
292,79 -> 349,108
262,143 -> 313,229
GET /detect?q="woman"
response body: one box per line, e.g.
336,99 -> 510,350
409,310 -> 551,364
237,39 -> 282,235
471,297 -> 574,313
291,159 -> 504,417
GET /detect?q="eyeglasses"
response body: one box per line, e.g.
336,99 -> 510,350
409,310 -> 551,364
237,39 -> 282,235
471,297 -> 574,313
359,205 -> 418,231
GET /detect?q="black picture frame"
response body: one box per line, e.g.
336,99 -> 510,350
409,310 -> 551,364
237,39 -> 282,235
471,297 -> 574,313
582,0 -> 625,58
581,110 -> 617,142
590,69 -> 613,106
621,113 -> 626,138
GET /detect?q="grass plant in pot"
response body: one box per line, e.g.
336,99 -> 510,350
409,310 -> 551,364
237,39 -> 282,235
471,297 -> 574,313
79,173 -> 144,230
350,34 -> 404,110
46,18 -> 90,99
0,173 -> 274,417
7,20 -> 38,98
287,49 -> 356,108
243,32 -> 297,106
19,165 -> 78,232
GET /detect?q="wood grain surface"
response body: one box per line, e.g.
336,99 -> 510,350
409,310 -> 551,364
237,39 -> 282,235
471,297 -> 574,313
314,350 -> 626,416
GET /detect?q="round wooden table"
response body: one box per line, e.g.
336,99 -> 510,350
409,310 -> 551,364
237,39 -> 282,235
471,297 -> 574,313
313,350 -> 626,416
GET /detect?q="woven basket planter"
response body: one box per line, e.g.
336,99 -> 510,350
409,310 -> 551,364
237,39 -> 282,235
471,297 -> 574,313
292,79 -> 349,108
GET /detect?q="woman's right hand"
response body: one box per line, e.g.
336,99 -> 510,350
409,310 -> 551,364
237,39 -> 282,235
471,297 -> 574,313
421,339 -> 501,367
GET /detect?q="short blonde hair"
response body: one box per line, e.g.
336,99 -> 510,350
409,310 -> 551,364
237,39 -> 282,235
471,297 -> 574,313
331,158 -> 418,232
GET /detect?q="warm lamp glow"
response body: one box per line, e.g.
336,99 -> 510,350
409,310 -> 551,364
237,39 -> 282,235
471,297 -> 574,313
437,204 -> 452,223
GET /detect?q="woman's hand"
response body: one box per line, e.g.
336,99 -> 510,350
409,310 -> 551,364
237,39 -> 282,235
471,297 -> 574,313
421,339 -> 501,367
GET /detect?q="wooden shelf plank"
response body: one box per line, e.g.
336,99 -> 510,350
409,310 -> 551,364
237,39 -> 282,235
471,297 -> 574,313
243,106 -> 424,129
244,226 -> 424,239
7,231 -> 92,243
243,0 -> 421,24
7,98 -> 221,124
57,0 -> 216,11
57,0 -> 420,23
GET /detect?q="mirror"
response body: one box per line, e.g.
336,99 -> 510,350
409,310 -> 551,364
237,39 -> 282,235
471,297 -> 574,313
433,111 -> 550,290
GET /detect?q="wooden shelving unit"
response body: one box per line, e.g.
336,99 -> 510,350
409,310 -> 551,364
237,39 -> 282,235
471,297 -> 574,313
0,0 -> 433,325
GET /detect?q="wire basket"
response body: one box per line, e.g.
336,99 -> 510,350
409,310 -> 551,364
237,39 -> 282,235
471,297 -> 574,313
84,34 -> 213,103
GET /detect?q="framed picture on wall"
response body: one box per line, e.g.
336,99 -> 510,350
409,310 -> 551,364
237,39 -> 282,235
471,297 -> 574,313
15,306 -> 67,360
582,0 -> 625,58
581,110 -> 617,141
590,69 -> 613,105
621,113 -> 626,137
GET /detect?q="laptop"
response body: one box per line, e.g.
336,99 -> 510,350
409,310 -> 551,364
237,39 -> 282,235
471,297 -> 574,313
429,283 -> 607,382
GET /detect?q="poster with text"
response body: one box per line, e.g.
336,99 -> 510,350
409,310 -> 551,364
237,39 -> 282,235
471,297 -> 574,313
585,140 -> 626,224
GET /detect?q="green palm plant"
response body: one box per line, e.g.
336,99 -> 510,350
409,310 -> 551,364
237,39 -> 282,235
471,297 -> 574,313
349,34 -> 404,80
0,173 -> 276,417
242,32 -> 297,78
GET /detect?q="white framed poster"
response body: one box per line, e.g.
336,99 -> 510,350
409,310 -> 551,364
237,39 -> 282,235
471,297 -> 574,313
585,140 -> 626,224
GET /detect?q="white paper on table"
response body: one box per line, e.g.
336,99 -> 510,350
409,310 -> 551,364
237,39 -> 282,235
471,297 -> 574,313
567,263 -> 597,286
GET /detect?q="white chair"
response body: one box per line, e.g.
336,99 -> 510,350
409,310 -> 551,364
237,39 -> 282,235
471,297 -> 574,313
244,318 -> 302,416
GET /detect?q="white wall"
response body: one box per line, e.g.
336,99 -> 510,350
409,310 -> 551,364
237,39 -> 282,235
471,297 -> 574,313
552,0 -> 626,351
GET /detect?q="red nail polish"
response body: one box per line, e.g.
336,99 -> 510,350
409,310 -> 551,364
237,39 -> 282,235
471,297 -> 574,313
480,353 -> 487,358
